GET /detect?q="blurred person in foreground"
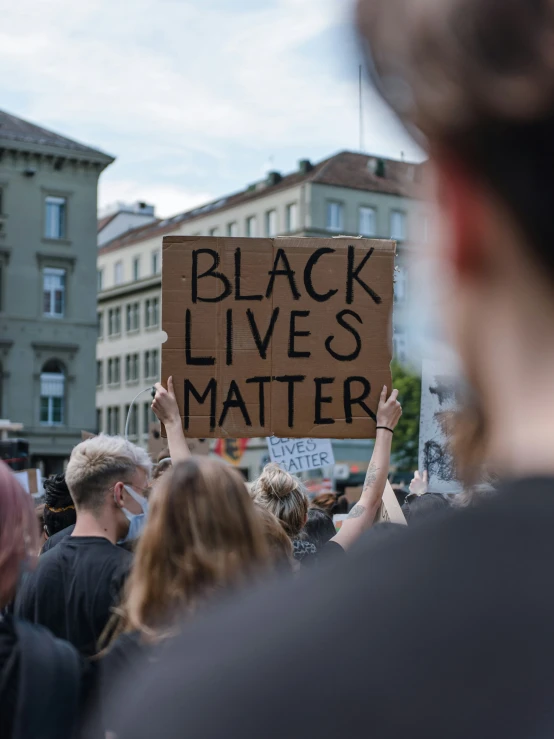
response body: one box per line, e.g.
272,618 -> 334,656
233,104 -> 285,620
103,2 -> 554,737
15,435 -> 151,656
0,463 -> 89,739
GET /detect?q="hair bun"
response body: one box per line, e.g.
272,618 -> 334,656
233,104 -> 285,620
43,474 -> 73,507
257,463 -> 300,500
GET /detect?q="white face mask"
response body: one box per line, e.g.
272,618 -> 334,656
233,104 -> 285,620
116,484 -> 149,543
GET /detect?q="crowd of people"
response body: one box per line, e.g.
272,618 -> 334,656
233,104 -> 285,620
3,0 -> 554,735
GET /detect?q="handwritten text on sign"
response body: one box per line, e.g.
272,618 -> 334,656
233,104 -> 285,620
162,236 -> 395,438
267,437 -> 335,473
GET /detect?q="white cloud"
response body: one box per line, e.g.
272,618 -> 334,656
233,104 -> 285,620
0,0 -> 421,215
98,178 -> 213,219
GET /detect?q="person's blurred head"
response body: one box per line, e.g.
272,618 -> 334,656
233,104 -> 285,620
403,493 -> 452,524
358,0 -> 554,474
65,434 -> 152,541
254,503 -> 294,571
152,457 -> 172,483
119,458 -> 270,639
250,463 -> 309,538
311,493 -> 348,518
0,462 -> 38,608
302,507 -> 336,550
43,473 -> 76,537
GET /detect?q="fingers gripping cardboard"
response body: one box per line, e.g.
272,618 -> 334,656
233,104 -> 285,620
161,236 -> 395,439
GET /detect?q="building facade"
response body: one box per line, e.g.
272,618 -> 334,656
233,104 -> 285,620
96,151 -> 428,477
0,109 -> 113,474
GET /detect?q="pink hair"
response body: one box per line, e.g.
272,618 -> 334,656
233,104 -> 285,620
0,462 -> 38,608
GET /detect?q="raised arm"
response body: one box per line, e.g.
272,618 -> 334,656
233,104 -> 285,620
331,386 -> 402,551
151,376 -> 191,462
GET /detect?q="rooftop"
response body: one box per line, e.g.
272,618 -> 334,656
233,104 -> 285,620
0,109 -> 114,162
99,150 -> 426,254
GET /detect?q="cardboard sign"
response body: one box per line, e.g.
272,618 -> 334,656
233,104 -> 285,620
267,437 -> 335,474
418,360 -> 462,494
374,481 -> 407,525
162,236 -> 395,438
15,468 -> 42,496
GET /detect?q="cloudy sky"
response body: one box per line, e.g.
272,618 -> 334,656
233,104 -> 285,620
1,0 -> 421,217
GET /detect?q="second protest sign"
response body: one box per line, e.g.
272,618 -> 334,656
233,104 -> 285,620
162,235 -> 395,438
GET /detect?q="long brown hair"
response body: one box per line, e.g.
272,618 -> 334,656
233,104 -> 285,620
115,458 -> 270,641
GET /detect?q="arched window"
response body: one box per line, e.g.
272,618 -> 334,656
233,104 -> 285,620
40,360 -> 65,426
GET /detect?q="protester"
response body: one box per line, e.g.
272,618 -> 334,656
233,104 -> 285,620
15,435 -> 151,656
40,473 -> 77,553
301,507 -> 337,550
0,462 -> 88,739
100,458 -> 270,684
104,2 -> 554,738
151,377 -> 191,462
254,504 -> 294,571
402,492 -> 452,523
311,493 -> 349,518
251,463 -> 309,539
34,503 -> 47,551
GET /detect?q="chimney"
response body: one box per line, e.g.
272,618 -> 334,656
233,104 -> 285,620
267,171 -> 282,186
298,159 -> 313,174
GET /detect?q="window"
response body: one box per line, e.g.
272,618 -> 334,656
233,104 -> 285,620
96,408 -> 102,433
44,196 -> 66,239
107,357 -> 121,386
152,250 -> 160,275
97,311 -> 103,340
393,332 -> 408,363
132,257 -> 141,281
125,404 -> 138,437
108,307 -> 121,336
209,227 -> 220,237
43,268 -> 66,318
227,222 -> 238,237
265,210 -> 277,237
359,207 -> 376,237
114,261 -> 123,285
126,302 -> 140,332
96,360 -> 103,388
125,353 -> 139,383
326,202 -> 344,232
246,216 -> 257,238
286,203 -> 298,233
145,297 -> 160,329
144,349 -> 159,380
107,406 -> 121,435
97,269 -> 104,292
390,211 -> 406,241
394,265 -> 408,303
40,360 -> 65,426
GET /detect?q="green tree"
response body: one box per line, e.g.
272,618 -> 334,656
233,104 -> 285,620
390,359 -> 421,472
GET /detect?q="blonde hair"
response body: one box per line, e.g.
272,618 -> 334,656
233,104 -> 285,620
115,458 -> 270,641
251,463 -> 308,538
65,434 -> 152,512
254,503 -> 294,570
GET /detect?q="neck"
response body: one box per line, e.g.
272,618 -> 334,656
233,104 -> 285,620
72,509 -> 119,545
478,289 -> 554,480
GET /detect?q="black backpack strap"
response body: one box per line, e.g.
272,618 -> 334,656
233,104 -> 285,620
13,620 -> 82,739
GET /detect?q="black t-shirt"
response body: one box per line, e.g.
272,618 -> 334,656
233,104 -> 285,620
105,478 -> 554,739
41,523 -> 75,553
15,536 -> 132,656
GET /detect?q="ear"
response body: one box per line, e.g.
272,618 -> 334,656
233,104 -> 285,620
113,481 -> 126,508
435,153 -> 489,279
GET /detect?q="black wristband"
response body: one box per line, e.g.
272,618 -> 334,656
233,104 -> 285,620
376,426 -> 394,434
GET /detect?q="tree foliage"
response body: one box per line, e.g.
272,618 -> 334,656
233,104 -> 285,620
390,359 -> 421,472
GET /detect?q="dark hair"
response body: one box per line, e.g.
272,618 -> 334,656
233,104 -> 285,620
43,474 -> 76,537
301,508 -> 336,550
402,493 -> 452,524
357,0 -> 554,277
311,493 -> 348,518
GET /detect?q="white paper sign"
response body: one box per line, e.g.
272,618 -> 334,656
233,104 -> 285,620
418,360 -> 462,494
15,469 -> 43,497
266,437 -> 335,474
